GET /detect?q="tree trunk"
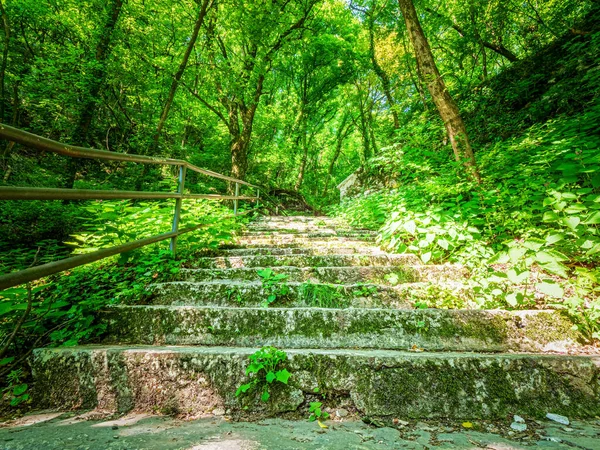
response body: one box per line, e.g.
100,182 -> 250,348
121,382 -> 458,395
66,0 -> 123,188
368,10 -> 399,130
397,0 -> 480,182
0,0 -> 10,123
323,114 -> 352,197
151,0 -> 211,154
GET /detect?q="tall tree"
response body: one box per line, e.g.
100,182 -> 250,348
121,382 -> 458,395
186,0 -> 318,182
397,0 -> 480,181
150,0 -> 213,154
0,0 -> 10,122
66,0 -> 123,188
366,1 -> 399,129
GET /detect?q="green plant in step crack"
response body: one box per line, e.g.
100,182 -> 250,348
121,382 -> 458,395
226,287 -> 244,305
257,268 -> 290,307
352,283 -> 378,297
3,369 -> 29,407
300,281 -> 349,308
235,346 -> 291,403
308,401 -> 330,423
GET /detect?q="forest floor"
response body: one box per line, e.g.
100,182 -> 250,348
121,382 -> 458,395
1,412 -> 600,449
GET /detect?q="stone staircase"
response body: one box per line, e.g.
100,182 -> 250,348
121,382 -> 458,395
32,216 -> 600,419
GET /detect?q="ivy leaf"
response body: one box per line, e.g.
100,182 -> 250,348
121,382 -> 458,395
261,390 -> 270,402
266,371 -> 276,383
275,369 -> 291,384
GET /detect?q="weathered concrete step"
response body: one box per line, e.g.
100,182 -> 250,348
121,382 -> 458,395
220,247 -> 386,256
242,227 -> 377,239
103,306 -> 583,353
180,264 -> 466,284
149,280 -> 412,308
236,236 -> 377,247
231,241 -> 380,250
32,345 -> 600,419
189,253 -> 419,269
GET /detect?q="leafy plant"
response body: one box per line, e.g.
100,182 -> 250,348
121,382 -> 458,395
257,268 -> 290,307
3,369 -> 30,407
235,346 -> 291,403
308,401 -> 330,422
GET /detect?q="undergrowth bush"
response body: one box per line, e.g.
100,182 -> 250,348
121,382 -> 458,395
332,103 -> 600,341
0,199 -> 249,411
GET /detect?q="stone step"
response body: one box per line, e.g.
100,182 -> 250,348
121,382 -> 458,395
230,241 -> 381,250
243,230 -> 378,238
189,253 -> 419,269
236,236 -> 377,247
102,305 -> 582,353
179,264 -> 467,284
149,280 -> 414,308
219,247 -> 386,256
32,345 -> 600,419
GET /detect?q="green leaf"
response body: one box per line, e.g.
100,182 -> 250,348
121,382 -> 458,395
266,371 -> 276,383
421,252 -> 432,264
275,369 -> 291,384
508,247 -> 527,264
542,211 -> 559,222
12,384 -> 28,396
583,211 -> 600,224
536,282 -> 564,299
404,220 -> 416,235
261,391 -> 270,402
437,238 -> 449,250
235,383 -> 252,397
563,216 -> 581,230
0,357 -> 14,366
545,233 -> 564,245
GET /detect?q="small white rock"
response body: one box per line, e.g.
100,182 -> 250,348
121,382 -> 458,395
546,413 -> 569,425
513,415 -> 525,423
335,408 -> 349,418
510,422 -> 527,432
212,408 -> 225,416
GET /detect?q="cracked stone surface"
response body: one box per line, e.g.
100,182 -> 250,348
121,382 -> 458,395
1,413 -> 600,450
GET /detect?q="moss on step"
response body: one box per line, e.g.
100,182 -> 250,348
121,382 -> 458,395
102,306 -> 582,353
31,346 -> 600,419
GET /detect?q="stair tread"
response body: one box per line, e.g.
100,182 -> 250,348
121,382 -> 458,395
34,344 -> 600,359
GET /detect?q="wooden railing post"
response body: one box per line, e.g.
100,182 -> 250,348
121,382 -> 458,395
170,164 -> 186,255
234,182 -> 240,216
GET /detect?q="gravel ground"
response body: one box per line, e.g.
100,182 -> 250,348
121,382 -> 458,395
1,412 -> 599,450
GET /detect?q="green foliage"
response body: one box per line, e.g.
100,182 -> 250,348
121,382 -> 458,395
0,200 -> 241,395
308,401 -> 330,422
2,370 -> 30,407
235,347 -> 291,403
332,23 -> 600,340
300,281 -> 349,308
257,269 -> 290,307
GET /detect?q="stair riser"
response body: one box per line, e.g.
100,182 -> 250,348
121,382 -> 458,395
180,265 -> 466,284
221,247 -> 385,256
102,307 -> 581,353
236,238 -> 377,247
32,347 -> 600,419
190,254 -> 419,269
150,282 -> 411,308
